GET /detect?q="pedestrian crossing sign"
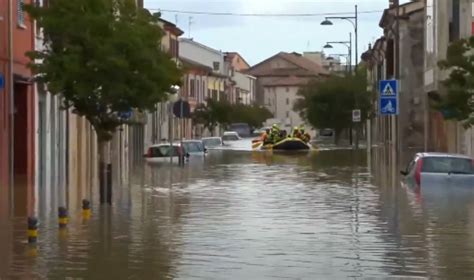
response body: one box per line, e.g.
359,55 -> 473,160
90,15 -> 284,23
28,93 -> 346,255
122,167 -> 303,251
379,80 -> 397,97
379,79 -> 399,116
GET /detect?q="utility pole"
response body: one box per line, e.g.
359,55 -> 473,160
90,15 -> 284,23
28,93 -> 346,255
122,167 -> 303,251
8,0 -> 15,213
188,16 -> 194,38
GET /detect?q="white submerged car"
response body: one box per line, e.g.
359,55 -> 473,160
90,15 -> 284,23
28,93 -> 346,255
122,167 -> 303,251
202,137 -> 223,149
144,144 -> 183,164
144,141 -> 207,164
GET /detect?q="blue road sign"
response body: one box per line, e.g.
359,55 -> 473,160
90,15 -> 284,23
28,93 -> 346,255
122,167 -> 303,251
0,73 -> 4,90
380,98 -> 397,115
379,79 -> 398,116
119,110 -> 132,120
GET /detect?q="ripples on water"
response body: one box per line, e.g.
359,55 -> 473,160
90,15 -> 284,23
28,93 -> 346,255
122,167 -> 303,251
2,146 -> 474,279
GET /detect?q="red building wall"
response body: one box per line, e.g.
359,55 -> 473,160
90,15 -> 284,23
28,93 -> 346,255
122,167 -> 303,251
0,0 -> 36,216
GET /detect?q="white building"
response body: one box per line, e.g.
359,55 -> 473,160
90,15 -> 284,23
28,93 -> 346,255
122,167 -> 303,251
263,77 -> 311,133
34,0 -> 69,215
247,52 -> 328,134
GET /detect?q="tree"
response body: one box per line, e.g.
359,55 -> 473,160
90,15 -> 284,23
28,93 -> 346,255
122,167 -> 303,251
192,99 -> 231,135
437,37 -> 474,127
294,71 -> 372,144
26,0 -> 181,203
192,99 -> 273,135
228,104 -> 273,129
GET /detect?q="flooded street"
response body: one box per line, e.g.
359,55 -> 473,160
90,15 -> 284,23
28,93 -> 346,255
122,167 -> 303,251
2,148 -> 474,279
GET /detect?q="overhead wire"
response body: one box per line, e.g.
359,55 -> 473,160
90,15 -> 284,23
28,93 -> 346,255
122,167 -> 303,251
146,8 -> 384,17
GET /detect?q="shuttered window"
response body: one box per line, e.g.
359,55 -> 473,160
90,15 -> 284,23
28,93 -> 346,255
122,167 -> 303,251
17,0 -> 25,26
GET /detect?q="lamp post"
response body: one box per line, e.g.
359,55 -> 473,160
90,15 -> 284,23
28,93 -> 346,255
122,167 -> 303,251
321,5 -> 358,72
169,85 -> 180,164
323,36 -> 356,147
326,54 -> 351,73
323,33 -> 352,74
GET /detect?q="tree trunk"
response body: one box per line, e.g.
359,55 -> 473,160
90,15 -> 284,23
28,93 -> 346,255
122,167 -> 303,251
354,123 -> 360,150
334,129 -> 341,145
98,140 -> 112,204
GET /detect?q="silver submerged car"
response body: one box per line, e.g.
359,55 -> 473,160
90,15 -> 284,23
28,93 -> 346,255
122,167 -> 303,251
401,153 -> 474,188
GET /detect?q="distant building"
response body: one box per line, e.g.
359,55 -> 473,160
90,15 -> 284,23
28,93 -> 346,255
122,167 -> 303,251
225,52 -> 256,105
247,52 -> 328,132
303,52 -> 348,74
224,52 -> 251,71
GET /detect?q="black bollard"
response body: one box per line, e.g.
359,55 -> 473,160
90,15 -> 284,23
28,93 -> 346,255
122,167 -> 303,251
27,217 -> 38,243
82,199 -> 91,219
100,163 -> 112,204
58,207 -> 68,228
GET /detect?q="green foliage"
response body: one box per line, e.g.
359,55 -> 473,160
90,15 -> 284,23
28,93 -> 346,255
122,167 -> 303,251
26,0 -> 181,141
228,103 -> 273,128
294,71 -> 372,141
438,37 -> 474,127
192,99 -> 272,133
192,99 -> 231,134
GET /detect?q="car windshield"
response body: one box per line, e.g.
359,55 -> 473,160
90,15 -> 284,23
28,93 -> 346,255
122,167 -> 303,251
422,157 -> 474,174
182,142 -> 204,153
202,138 -> 221,147
222,135 -> 239,141
150,146 -> 179,157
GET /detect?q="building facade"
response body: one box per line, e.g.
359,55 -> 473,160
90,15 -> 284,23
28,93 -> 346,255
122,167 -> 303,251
0,0 -> 36,216
140,18 -> 183,155
247,52 -> 328,133
33,0 -> 70,216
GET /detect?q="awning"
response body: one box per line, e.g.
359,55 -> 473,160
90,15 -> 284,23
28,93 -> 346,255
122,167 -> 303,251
14,74 -> 33,85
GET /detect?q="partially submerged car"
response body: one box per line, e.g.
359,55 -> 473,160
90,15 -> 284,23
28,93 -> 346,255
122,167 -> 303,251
181,140 -> 207,156
144,144 -> 183,163
202,137 -> 223,149
401,153 -> 474,189
222,131 -> 242,142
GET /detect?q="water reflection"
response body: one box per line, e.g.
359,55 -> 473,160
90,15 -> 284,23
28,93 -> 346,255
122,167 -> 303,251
1,149 -> 474,278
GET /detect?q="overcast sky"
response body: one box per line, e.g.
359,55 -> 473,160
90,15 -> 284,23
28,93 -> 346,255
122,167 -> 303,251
144,0 -> 411,66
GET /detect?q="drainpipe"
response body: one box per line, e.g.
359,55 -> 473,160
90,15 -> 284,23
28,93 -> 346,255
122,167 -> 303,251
8,0 -> 14,212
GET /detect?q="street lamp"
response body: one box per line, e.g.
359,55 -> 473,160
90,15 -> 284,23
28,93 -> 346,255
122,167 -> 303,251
323,35 -> 352,73
320,5 -> 358,72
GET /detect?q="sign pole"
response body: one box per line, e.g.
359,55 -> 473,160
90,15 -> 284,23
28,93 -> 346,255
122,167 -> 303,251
180,99 -> 184,167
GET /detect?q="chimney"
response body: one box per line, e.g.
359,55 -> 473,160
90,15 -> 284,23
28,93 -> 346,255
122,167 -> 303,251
389,0 -> 399,8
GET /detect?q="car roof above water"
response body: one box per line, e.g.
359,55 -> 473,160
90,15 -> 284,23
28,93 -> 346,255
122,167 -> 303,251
416,152 -> 472,159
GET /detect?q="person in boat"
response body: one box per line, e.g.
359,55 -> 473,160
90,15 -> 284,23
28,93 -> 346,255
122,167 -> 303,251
291,126 -> 302,139
261,129 -> 271,144
300,126 -> 311,143
269,124 -> 281,144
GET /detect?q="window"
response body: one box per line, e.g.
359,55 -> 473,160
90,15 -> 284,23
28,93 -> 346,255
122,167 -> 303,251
422,157 -> 474,174
190,79 -> 195,97
17,0 -> 25,27
286,98 -> 289,105
449,0 -> 460,42
196,80 -> 200,100
170,38 -> 179,58
213,62 -> 220,71
212,90 -> 218,100
286,87 -> 289,92
286,111 -> 289,118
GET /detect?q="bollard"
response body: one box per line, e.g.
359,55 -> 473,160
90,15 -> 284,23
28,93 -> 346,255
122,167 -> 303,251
58,207 -> 69,228
82,199 -> 91,219
27,217 -> 38,243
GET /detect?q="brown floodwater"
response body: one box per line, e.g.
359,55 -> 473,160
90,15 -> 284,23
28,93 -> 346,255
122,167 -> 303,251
2,148 -> 474,279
